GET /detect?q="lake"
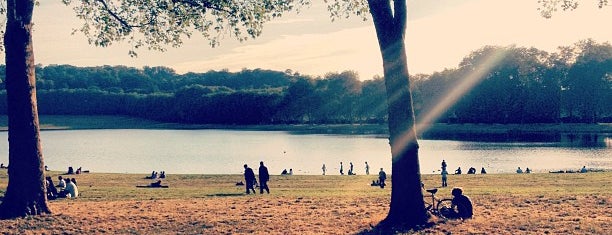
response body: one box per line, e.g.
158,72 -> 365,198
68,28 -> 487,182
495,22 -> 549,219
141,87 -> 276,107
0,129 -> 609,175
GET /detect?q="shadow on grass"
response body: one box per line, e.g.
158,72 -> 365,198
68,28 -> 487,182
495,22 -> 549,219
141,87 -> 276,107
356,217 -> 440,235
206,193 -> 245,197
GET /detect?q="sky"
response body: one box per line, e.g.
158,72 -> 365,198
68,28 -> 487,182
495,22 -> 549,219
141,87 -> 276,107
9,0 -> 612,80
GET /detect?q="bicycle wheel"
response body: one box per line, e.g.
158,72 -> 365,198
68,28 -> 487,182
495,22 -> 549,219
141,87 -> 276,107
436,199 -> 454,218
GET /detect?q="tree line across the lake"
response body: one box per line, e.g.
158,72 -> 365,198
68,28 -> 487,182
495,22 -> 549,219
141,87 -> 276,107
0,40 -> 610,125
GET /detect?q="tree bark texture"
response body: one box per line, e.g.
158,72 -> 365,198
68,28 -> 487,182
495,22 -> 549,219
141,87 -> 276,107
368,0 -> 428,227
0,0 -> 51,219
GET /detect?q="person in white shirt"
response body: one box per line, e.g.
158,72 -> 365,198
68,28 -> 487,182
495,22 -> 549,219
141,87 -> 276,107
57,176 -> 66,189
63,178 -> 79,198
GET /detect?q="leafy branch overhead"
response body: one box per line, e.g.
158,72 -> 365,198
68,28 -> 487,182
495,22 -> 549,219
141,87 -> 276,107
61,0 -> 311,56
538,0 -> 608,18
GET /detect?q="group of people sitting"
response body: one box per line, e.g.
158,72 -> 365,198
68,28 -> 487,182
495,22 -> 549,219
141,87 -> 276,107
67,166 -> 88,174
280,169 -> 293,175
454,167 -> 487,175
146,170 -> 166,179
516,167 -> 532,173
45,175 -> 79,199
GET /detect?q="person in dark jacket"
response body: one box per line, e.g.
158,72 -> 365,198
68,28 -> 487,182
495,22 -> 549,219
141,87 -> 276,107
258,161 -> 270,194
244,164 -> 256,194
449,187 -> 473,219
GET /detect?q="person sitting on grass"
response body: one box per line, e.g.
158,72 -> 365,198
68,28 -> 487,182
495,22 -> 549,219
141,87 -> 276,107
57,175 -> 66,189
447,187 -> 473,219
59,178 -> 79,198
45,176 -> 58,200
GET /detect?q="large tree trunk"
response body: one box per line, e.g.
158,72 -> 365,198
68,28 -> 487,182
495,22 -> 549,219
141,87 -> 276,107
368,0 -> 428,227
0,0 -> 51,219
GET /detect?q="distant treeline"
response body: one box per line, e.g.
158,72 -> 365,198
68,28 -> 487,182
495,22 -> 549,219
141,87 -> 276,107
0,40 -> 610,124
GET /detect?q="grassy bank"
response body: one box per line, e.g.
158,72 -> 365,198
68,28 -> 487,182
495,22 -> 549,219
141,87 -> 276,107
0,115 -> 610,137
0,170 -> 609,234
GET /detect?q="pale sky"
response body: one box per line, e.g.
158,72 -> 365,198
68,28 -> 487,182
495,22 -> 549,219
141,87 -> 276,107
10,0 -> 612,80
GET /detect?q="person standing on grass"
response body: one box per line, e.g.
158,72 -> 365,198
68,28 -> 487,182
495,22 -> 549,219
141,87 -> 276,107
365,162 -> 370,175
378,168 -> 387,188
441,168 -> 448,187
243,164 -> 256,194
258,161 -> 270,194
340,162 -> 344,175
322,164 -> 326,175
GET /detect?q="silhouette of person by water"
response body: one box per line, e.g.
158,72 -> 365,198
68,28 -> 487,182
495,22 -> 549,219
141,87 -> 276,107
441,160 -> 447,171
365,162 -> 370,175
516,167 -> 523,174
349,162 -> 354,175
259,161 -> 270,194
378,168 -> 387,189
441,168 -> 448,187
243,164 -> 256,194
481,167 -> 487,174
322,164 -> 326,175
281,169 -> 288,175
467,167 -> 476,174
455,167 -> 462,174
340,162 -> 344,175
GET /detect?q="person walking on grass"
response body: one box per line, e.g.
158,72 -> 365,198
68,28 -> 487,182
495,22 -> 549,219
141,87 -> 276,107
258,161 -> 270,194
243,164 -> 256,194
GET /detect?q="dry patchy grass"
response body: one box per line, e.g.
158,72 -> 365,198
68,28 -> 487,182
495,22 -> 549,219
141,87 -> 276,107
0,170 -> 609,234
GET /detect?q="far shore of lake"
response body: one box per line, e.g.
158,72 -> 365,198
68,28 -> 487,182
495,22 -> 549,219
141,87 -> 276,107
0,115 -> 610,141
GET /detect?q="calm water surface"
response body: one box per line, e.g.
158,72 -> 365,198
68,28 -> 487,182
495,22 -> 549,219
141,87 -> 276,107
0,129 -> 609,175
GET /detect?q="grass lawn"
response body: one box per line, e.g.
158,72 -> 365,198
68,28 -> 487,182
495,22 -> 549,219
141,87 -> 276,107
0,170 -> 609,234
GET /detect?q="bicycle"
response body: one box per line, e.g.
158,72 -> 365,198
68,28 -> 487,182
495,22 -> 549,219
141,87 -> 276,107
423,188 -> 454,219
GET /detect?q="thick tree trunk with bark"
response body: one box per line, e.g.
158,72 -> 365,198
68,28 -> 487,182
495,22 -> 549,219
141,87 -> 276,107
368,0 -> 428,228
0,0 -> 51,219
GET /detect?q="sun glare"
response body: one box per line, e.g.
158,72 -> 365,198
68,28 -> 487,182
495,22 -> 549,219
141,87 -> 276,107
408,49 -> 508,146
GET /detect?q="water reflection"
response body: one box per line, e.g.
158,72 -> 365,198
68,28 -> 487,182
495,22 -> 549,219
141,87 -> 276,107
422,132 -> 611,148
